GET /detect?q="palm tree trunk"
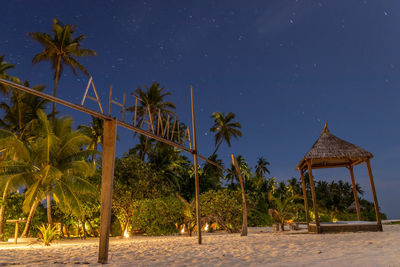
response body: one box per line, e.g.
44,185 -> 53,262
211,139 -> 223,156
46,191 -> 52,225
20,200 -> 39,238
52,56 -> 61,121
0,180 -> 11,237
82,219 -> 87,239
60,221 -> 64,238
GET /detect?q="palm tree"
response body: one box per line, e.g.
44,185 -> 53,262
255,157 -> 270,180
0,110 -> 96,235
78,116 -> 103,163
210,112 -> 242,156
29,19 -> 96,118
0,81 -> 48,140
0,55 -> 20,96
128,82 -> 176,123
0,86 -> 48,236
127,82 -> 176,160
0,130 -> 32,237
129,134 -> 155,160
176,194 -> 196,236
269,192 -> 303,231
27,110 -> 95,225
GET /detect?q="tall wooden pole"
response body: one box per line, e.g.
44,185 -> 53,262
98,118 -> 117,264
231,155 -> 248,236
300,169 -> 310,228
365,159 -> 383,231
307,161 -> 320,233
190,86 -> 202,244
348,165 -> 362,221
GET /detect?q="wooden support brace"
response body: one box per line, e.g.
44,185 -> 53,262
98,118 -> 117,264
365,159 -> 383,231
307,161 -> 320,233
347,165 -> 362,221
190,85 -> 201,245
300,170 -> 310,228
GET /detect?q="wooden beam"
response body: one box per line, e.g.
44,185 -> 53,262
307,160 -> 320,233
300,170 -> 310,228
365,159 -> 383,231
14,222 -> 18,244
98,118 -> 117,264
232,154 -> 248,236
190,86 -> 201,245
310,163 -> 352,170
347,165 -> 362,220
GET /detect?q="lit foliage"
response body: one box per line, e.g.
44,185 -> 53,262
200,189 -> 248,233
37,224 -> 58,246
131,196 -> 183,236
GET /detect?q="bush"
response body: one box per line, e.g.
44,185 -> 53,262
132,196 -> 183,236
248,206 -> 272,227
37,224 -> 58,246
200,189 -> 245,233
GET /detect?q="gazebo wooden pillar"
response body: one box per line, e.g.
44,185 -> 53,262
347,165 -> 362,220
296,122 -> 382,233
306,160 -> 320,233
299,170 -> 310,228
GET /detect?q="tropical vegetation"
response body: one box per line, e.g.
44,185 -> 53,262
0,20 -> 386,241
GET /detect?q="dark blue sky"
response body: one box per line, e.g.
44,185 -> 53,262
2,0 -> 399,218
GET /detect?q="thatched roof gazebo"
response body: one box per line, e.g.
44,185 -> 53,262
296,122 -> 382,233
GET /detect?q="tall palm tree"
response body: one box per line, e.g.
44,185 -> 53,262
210,112 -> 242,156
255,157 -> 270,180
29,110 -> 95,225
0,55 -> 20,96
29,19 -> 96,118
129,82 -> 176,123
127,82 -> 176,160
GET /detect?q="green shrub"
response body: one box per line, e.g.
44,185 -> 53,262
248,207 -> 272,227
200,189 -> 244,233
132,196 -> 183,236
37,224 -> 58,246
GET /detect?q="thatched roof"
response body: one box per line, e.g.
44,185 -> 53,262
296,122 -> 373,170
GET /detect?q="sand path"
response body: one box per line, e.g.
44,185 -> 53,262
0,225 -> 399,266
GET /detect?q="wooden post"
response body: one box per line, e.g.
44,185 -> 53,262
98,118 -> 117,264
300,169 -> 310,227
14,222 -> 18,244
348,165 -> 362,221
307,161 -> 320,233
190,86 -> 201,244
231,155 -> 248,236
365,159 -> 383,231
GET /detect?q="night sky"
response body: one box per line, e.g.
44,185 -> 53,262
2,0 -> 399,218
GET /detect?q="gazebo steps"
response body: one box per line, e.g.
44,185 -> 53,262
309,221 -> 381,233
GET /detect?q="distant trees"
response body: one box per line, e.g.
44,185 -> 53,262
0,19 -> 386,241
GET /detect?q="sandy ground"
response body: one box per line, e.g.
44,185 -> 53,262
0,225 -> 399,266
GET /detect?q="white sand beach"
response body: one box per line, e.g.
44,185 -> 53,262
0,225 -> 399,266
